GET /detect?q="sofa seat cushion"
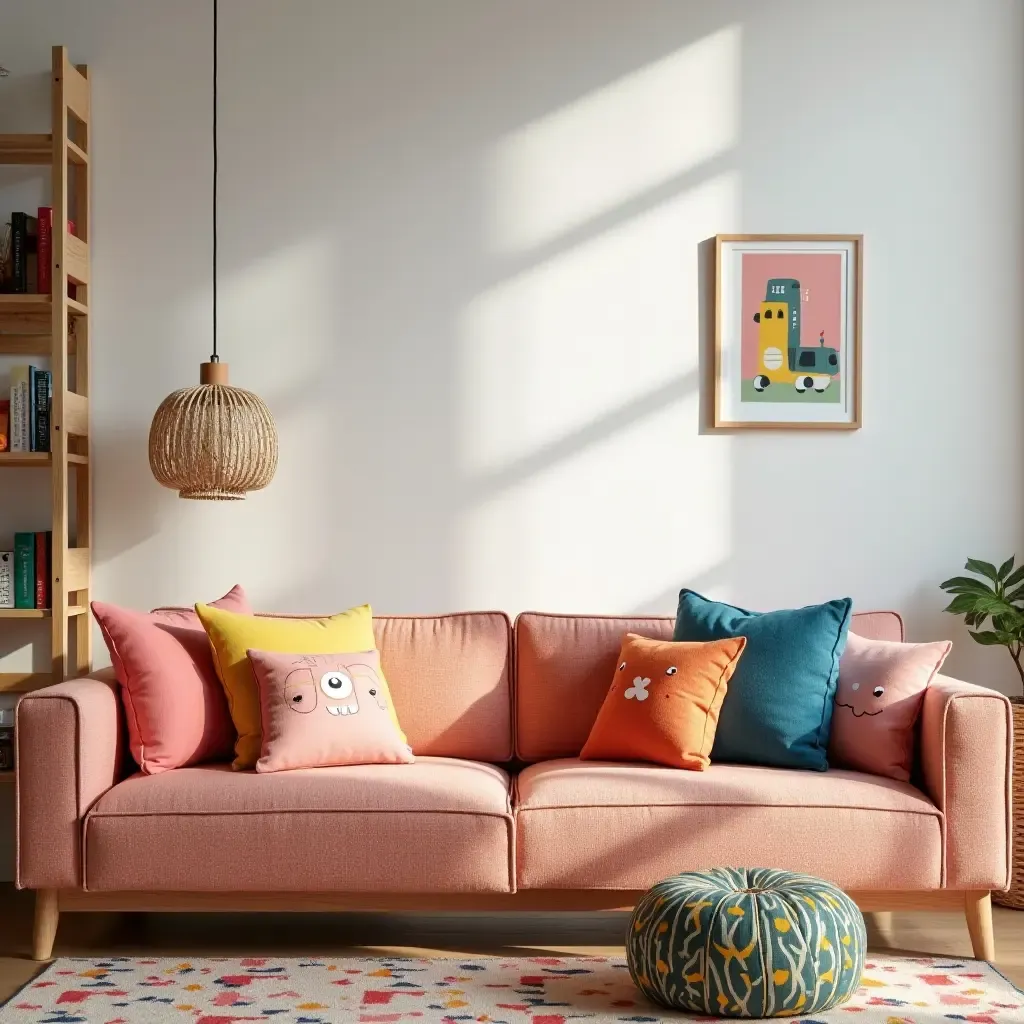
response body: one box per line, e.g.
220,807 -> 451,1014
84,758 -> 513,893
515,759 -> 942,891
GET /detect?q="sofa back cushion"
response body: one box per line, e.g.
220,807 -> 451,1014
514,611 -> 903,761
374,613 -> 513,761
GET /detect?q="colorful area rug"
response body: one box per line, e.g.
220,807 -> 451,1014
1,954 -> 1021,1023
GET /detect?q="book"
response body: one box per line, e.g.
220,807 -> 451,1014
10,212 -> 26,293
0,398 -> 8,452
31,368 -> 50,452
13,533 -> 35,608
0,221 -> 10,291
37,207 -> 52,295
0,728 -> 13,771
25,213 -> 38,293
9,364 -> 30,452
28,366 -> 37,451
0,551 -> 12,608
34,531 -> 51,609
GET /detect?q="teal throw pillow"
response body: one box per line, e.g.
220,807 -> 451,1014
673,590 -> 852,771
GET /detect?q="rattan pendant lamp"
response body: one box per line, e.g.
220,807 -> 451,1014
149,0 -> 277,500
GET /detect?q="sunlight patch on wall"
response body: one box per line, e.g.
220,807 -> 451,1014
457,398 -> 730,612
0,631 -> 39,676
487,26 -> 740,255
457,171 -> 739,610
460,172 -> 739,477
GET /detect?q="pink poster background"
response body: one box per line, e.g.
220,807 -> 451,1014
740,253 -> 843,379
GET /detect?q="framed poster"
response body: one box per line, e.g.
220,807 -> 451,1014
714,235 -> 862,430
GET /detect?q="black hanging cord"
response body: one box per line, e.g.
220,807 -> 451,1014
211,0 -> 219,362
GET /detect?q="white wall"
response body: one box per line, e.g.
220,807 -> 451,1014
1,0 -> 1022,706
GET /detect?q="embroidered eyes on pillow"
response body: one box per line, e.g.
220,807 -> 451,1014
580,632 -> 746,770
829,632 -> 951,782
247,649 -> 413,773
283,665 -> 389,717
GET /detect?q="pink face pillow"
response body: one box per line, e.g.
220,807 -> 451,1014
830,632 -> 951,782
247,649 -> 413,773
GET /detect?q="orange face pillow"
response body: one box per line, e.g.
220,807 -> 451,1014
580,633 -> 746,770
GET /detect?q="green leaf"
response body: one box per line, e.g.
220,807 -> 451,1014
998,556 -> 1016,581
975,595 -> 1019,616
940,575 -> 996,595
944,594 -> 991,615
1004,564 -> 1024,589
965,611 -> 988,628
1006,583 -> 1024,604
969,630 -> 1014,646
993,611 -> 1024,635
965,558 -> 1001,581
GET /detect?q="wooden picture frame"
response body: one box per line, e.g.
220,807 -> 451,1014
713,234 -> 862,430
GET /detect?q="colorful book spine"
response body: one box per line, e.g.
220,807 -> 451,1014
13,533 -> 35,609
34,531 -> 51,609
32,369 -> 50,452
37,207 -> 52,295
10,212 -> 26,293
0,398 -> 8,452
9,364 -> 30,452
0,551 -> 13,608
28,366 -> 37,452
25,213 -> 38,293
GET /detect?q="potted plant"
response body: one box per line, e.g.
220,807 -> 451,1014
941,557 -> 1024,907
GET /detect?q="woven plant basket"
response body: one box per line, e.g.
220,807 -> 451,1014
994,695 -> 1024,909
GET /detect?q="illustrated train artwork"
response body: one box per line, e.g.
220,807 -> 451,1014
751,277 -> 840,394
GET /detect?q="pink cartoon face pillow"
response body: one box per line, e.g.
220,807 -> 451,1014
829,632 -> 951,782
247,649 -> 413,773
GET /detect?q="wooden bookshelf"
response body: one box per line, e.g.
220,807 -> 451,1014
0,48 -> 92,696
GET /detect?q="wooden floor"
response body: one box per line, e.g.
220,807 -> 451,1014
1,884 -> 1022,1002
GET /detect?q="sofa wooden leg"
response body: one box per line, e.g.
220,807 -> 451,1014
32,889 -> 59,961
965,891 -> 994,961
870,910 -> 895,948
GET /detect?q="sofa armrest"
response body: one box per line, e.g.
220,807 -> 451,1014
920,674 -> 1011,889
16,671 -> 125,889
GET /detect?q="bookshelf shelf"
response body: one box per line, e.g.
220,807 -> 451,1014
1,48 -> 92,696
0,452 -> 50,467
0,295 -> 50,315
0,453 -> 87,467
0,772 -> 14,785
0,134 -> 51,166
0,336 -> 51,357
0,607 -> 85,621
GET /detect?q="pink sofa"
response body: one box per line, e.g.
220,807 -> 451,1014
16,610 -> 1012,961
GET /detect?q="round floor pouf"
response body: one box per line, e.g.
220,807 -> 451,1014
627,867 -> 866,1018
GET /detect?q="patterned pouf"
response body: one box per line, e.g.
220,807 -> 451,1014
627,867 -> 866,1018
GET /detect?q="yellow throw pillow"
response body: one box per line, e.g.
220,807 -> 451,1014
195,602 -> 404,770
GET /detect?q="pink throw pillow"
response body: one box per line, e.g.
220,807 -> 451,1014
92,585 -> 248,774
830,631 -> 951,782
247,649 -> 413,773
